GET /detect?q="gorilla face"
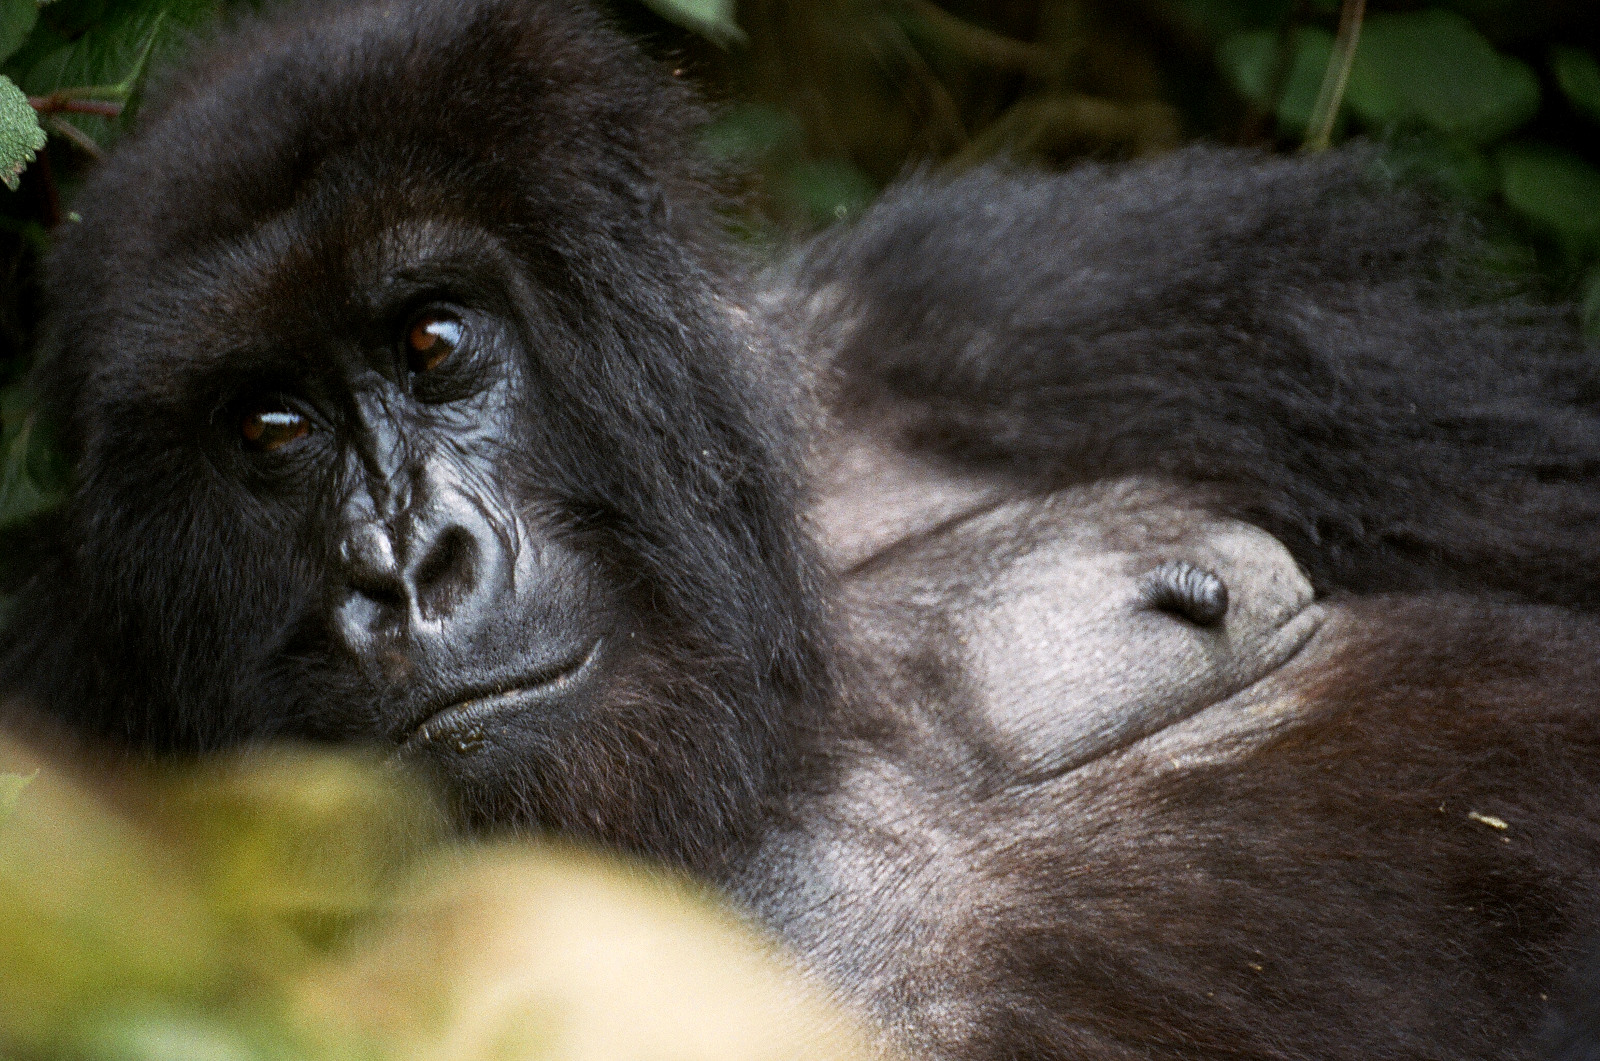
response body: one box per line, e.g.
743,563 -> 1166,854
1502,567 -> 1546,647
13,0 -> 833,869
176,217 -> 619,765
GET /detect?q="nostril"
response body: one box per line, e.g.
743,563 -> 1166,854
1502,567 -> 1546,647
348,568 -> 407,611
341,528 -> 407,611
334,568 -> 406,660
411,525 -> 479,622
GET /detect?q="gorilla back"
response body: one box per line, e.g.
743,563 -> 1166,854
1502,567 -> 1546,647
5,2 -> 1600,1059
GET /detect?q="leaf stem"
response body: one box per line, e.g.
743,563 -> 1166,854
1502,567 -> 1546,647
1304,0 -> 1365,152
900,0 -> 1060,75
28,95 -> 124,118
44,116 -> 106,161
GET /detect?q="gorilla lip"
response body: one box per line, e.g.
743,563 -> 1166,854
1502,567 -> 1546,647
401,638 -> 603,748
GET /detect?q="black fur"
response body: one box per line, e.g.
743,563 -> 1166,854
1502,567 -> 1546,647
1542,942 -> 1600,1061
978,598 -> 1600,1058
776,156 -> 1600,608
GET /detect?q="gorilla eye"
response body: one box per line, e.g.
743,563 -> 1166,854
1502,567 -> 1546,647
405,311 -> 463,374
239,400 -> 310,452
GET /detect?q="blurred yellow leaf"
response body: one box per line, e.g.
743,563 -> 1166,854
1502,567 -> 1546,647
296,846 -> 883,1061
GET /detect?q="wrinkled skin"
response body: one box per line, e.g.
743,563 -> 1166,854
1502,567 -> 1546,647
5,2 -> 1600,1059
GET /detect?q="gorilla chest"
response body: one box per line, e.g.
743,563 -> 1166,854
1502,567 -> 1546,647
828,475 -> 1325,780
753,472 -> 1334,1049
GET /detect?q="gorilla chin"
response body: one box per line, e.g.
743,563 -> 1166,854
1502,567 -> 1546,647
6,1 -> 1600,1059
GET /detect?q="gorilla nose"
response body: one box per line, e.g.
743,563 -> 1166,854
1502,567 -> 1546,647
335,505 -> 503,652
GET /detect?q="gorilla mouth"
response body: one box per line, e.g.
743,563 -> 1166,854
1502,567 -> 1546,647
401,638 -> 604,750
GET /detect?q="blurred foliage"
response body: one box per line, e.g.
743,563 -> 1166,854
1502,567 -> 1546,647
642,0 -> 743,43
1,0 -> 1600,1049
0,738 -> 877,1060
1,379 -> 64,530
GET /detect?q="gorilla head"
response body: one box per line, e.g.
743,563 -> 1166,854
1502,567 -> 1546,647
7,0 -> 831,872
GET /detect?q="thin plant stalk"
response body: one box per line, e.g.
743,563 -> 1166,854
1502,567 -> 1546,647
1303,0 -> 1366,152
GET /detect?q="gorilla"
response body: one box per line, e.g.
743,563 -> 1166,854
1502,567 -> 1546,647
4,1 -> 1600,1058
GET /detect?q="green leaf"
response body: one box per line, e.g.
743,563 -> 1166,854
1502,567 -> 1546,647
0,0 -> 37,65
1,19 -> 66,85
24,1 -> 217,148
0,771 -> 32,822
0,73 -> 44,190
1173,0 -> 1295,37
1346,10 -> 1539,143
637,0 -> 742,45
1497,144 -> 1600,255
1379,135 -> 1497,199
25,4 -> 164,95
75,1011 -> 266,1061
1219,27 -> 1336,134
1583,267 -> 1600,343
0,384 -> 65,527
699,103 -> 800,163
780,158 -> 875,227
1553,48 -> 1600,124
